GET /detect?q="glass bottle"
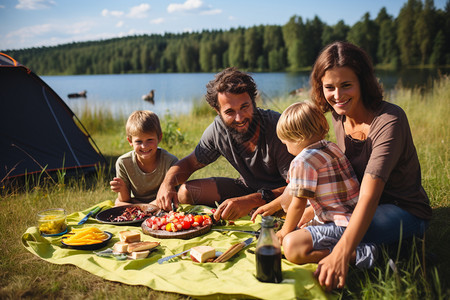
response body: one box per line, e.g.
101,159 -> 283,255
255,216 -> 282,283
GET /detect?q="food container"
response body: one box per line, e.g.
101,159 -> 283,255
37,208 -> 67,236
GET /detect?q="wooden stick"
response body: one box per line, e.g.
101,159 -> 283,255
213,242 -> 245,263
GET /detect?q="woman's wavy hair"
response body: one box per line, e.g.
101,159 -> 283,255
310,41 -> 383,113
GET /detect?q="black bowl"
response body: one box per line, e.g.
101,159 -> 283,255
95,204 -> 160,226
61,231 -> 113,250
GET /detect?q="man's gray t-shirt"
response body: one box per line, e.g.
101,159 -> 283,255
194,108 -> 294,191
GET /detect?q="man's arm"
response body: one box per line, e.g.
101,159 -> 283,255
156,151 -> 206,211
214,185 -> 286,221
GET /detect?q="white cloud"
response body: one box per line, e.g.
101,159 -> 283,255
2,28 -> 121,50
102,4 -> 151,20
116,21 -> 124,28
101,9 -> 124,17
167,0 -> 221,15
16,0 -> 55,10
127,3 -> 150,19
0,5 -> 5,9
200,9 -> 221,16
168,0 -> 203,13
6,23 -> 53,39
66,21 -> 94,35
6,21 -> 93,40
150,18 -> 165,24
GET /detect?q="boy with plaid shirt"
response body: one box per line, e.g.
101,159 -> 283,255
252,101 -> 377,269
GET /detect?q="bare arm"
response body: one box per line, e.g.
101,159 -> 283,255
250,186 -> 290,221
156,151 -> 206,211
110,177 -> 130,202
298,205 -> 315,228
276,196 -> 307,243
215,185 -> 286,221
314,173 -> 385,291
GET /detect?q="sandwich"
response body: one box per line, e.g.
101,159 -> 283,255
127,241 -> 160,253
130,250 -> 150,259
113,241 -> 129,253
118,231 -> 141,243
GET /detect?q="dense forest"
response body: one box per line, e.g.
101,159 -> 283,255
4,0 -> 450,75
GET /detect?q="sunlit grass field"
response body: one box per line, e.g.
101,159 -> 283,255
1,77 -> 448,299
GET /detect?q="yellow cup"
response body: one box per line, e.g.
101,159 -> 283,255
37,208 -> 67,235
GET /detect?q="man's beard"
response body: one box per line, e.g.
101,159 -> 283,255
222,111 -> 260,144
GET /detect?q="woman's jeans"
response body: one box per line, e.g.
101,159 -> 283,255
362,204 -> 429,245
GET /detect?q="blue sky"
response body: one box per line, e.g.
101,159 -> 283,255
0,0 -> 447,51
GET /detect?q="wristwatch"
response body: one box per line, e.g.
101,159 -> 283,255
257,189 -> 275,203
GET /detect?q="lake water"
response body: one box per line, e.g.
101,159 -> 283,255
41,68 -> 448,118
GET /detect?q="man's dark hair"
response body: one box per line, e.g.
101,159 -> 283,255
205,67 -> 258,111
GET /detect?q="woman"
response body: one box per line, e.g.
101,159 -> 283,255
309,41 -> 432,291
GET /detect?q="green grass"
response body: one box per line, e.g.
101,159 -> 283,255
1,77 -> 449,299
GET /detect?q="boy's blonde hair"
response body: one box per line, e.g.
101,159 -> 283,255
126,110 -> 162,140
277,101 -> 329,142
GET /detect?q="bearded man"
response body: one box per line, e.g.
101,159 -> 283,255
156,67 -> 294,220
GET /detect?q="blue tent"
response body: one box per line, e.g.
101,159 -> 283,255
0,53 -> 106,181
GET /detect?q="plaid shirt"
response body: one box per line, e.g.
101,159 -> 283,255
288,140 -> 360,226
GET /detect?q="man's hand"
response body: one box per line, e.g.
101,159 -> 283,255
156,151 -> 206,212
213,194 -> 263,221
155,183 -> 178,212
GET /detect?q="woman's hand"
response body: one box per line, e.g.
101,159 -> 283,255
314,174 -> 385,291
314,246 -> 350,291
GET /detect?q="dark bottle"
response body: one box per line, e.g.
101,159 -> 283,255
256,216 -> 282,283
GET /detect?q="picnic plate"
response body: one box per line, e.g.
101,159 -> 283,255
141,221 -> 212,239
61,231 -> 113,250
95,204 -> 161,225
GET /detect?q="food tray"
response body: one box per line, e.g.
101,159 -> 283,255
141,221 -> 212,239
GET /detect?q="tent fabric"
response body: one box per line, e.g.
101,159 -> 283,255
0,53 -> 105,179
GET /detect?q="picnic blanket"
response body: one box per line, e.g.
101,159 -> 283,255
22,200 -> 334,300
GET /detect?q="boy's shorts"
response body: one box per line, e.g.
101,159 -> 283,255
213,177 -> 255,203
305,222 -> 345,251
306,223 -> 378,269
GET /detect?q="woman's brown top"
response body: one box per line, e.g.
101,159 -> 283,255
332,101 -> 432,220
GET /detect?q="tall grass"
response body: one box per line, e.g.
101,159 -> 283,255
1,77 -> 448,299
390,77 -> 449,206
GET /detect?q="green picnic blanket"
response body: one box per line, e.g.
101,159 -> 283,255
22,200 -> 334,300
